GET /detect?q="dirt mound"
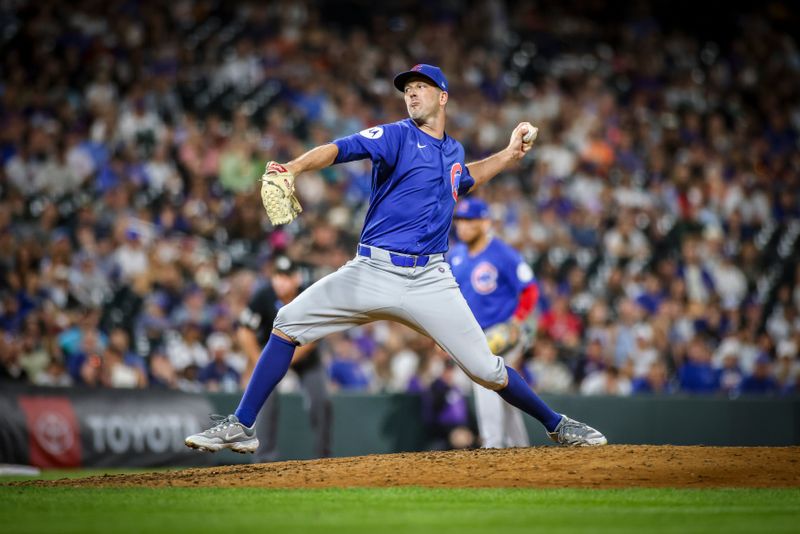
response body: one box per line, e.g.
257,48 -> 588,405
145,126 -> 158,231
19,446 -> 800,489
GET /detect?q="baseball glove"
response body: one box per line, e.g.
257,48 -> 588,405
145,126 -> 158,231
260,161 -> 303,226
484,319 -> 522,356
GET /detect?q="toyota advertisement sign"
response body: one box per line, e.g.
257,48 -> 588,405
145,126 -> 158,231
0,384 -> 216,468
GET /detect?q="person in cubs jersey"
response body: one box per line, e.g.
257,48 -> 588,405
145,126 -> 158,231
450,197 -> 539,448
185,63 -> 606,454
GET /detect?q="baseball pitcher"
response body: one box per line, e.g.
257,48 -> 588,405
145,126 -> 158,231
450,197 -> 538,448
186,64 -> 606,453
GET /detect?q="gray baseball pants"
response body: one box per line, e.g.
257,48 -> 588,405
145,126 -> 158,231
273,245 -> 508,390
472,344 -> 530,448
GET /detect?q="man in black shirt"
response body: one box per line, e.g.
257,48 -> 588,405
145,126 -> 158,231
237,256 -> 331,461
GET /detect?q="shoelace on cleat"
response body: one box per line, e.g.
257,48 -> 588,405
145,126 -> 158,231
207,414 -> 235,433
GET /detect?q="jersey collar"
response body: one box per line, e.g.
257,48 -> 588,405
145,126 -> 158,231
467,236 -> 494,258
407,118 -> 447,146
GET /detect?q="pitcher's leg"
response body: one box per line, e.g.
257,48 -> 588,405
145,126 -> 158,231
273,257 -> 399,346
404,264 -> 561,431
401,277 -> 507,389
237,258 -> 396,427
235,334 -> 296,426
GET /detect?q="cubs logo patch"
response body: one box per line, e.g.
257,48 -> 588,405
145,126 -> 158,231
471,261 -> 498,295
449,163 -> 462,201
359,126 -> 384,139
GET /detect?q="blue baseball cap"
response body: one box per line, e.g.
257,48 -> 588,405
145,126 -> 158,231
454,198 -> 490,220
393,64 -> 449,93
124,227 -> 141,240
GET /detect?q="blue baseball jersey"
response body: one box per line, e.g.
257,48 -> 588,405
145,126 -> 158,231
448,238 -> 536,329
333,119 -> 475,255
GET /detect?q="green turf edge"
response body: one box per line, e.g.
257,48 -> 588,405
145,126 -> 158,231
0,467 -> 178,483
1,487 -> 799,534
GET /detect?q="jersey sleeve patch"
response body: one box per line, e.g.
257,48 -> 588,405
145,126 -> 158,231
334,123 -> 398,165
359,126 -> 384,139
517,261 -> 534,283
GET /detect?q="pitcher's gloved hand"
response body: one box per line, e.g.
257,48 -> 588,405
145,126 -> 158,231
260,161 -> 302,226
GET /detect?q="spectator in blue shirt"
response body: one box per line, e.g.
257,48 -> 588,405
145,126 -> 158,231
327,335 -> 369,390
632,360 -> 674,394
635,273 -> 666,317
717,353 -> 744,395
198,333 -> 240,393
739,354 -> 779,395
678,337 -> 720,394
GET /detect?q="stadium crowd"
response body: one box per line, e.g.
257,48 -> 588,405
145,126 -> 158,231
1,0 -> 799,402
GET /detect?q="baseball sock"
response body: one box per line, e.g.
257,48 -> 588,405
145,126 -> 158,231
234,334 -> 296,427
497,366 -> 562,432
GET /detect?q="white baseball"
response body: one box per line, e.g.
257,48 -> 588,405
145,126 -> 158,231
522,126 -> 538,144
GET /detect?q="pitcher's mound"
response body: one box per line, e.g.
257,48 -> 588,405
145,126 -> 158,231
29,445 -> 800,489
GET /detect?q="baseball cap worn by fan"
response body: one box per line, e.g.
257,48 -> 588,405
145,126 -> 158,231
273,255 -> 298,275
454,198 -> 490,220
393,64 -> 449,92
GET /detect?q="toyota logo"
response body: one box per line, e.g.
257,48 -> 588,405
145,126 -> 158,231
33,412 -> 75,456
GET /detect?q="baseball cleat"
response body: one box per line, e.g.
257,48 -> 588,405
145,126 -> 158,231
547,415 -> 607,446
185,414 -> 259,454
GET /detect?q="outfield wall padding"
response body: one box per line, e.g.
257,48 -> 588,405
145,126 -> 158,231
1,383 -> 797,467
0,383 -> 215,468
207,392 -> 800,463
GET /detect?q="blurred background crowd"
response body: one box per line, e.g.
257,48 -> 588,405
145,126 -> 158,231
1,0 -> 799,408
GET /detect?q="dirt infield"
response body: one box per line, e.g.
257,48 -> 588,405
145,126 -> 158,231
21,446 -> 800,489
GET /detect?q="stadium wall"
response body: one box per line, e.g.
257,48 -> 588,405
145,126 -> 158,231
208,392 -> 800,464
1,384 -> 797,468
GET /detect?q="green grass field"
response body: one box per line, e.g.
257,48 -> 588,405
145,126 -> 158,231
2,470 -> 799,534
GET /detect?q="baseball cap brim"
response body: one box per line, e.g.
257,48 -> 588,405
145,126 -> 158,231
393,71 -> 443,92
454,199 -> 490,220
